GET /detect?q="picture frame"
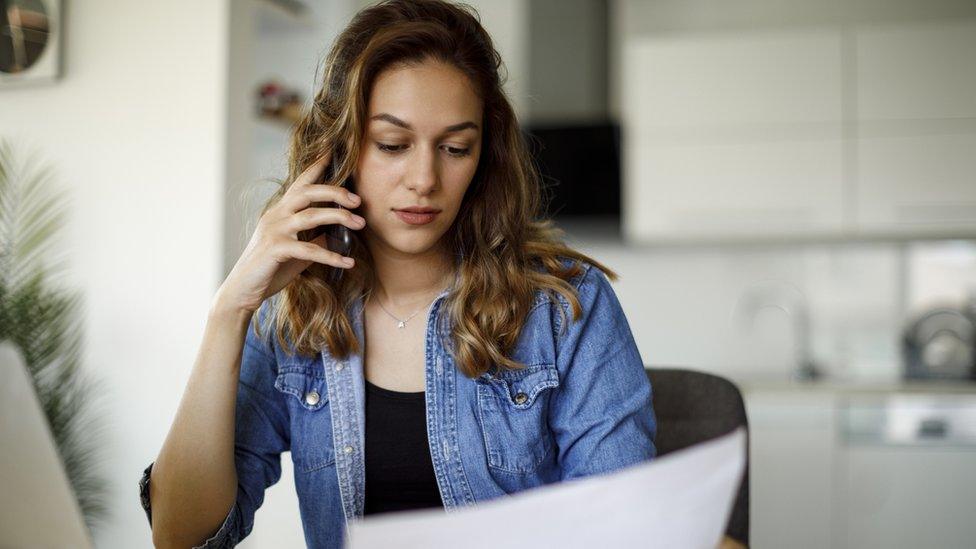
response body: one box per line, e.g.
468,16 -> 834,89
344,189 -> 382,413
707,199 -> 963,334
0,0 -> 63,88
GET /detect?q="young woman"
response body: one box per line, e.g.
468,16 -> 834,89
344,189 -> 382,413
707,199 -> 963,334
139,1 -> 661,547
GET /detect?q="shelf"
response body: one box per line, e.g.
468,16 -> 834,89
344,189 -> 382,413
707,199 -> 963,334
256,0 -> 312,34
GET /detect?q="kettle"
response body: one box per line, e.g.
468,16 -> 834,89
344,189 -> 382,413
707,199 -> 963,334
902,295 -> 976,380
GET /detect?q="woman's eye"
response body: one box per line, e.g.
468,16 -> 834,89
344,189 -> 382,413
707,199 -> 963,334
377,143 -> 406,154
375,142 -> 470,157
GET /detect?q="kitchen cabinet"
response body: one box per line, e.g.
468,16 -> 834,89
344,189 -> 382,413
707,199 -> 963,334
837,393 -> 976,548
744,383 -> 976,549
744,391 -> 837,549
854,18 -> 976,237
622,27 -> 846,243
618,1 -> 976,243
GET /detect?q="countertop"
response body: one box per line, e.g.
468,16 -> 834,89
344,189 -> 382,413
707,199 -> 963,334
730,375 -> 976,396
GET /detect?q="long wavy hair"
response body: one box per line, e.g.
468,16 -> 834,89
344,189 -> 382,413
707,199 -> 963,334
253,0 -> 618,379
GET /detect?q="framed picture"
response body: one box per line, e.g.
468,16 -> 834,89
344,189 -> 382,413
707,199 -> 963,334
0,0 -> 62,87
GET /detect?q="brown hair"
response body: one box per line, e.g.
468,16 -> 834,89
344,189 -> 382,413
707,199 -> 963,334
254,0 -> 618,378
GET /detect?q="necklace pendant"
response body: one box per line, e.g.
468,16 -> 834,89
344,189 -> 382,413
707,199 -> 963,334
397,320 -> 406,329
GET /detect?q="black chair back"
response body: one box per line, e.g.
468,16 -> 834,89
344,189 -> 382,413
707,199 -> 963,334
645,367 -> 750,545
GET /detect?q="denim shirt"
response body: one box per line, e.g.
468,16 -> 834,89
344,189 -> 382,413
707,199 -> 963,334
139,258 -> 657,548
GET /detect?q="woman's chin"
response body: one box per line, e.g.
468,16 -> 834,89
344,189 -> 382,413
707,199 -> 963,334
375,231 -> 445,256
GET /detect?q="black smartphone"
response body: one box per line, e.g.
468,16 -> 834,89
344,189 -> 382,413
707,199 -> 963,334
311,161 -> 357,285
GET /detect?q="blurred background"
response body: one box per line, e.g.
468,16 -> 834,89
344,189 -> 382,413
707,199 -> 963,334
1,0 -> 975,547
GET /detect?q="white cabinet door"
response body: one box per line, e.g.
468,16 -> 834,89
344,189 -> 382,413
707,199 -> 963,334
622,27 -> 846,242
840,447 -> 976,548
838,394 -> 976,548
744,390 -> 837,549
854,18 -> 976,236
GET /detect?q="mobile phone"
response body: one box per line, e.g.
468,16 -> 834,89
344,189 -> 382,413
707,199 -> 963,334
311,161 -> 357,285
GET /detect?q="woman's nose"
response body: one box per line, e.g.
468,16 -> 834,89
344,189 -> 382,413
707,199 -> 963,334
405,145 -> 439,195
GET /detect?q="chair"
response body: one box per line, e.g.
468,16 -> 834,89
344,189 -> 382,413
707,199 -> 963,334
644,367 -> 750,546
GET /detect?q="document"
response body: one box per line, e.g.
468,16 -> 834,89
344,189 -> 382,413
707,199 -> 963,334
346,427 -> 746,549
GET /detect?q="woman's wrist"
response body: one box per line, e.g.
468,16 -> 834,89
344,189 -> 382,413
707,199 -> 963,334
209,288 -> 255,327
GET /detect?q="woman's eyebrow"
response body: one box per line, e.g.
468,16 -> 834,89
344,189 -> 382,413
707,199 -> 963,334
370,113 -> 478,134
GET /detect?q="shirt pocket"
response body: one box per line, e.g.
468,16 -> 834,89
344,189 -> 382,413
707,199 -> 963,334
476,363 -> 560,474
274,366 -> 336,473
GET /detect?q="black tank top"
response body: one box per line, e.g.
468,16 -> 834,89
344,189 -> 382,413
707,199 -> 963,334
363,379 -> 444,515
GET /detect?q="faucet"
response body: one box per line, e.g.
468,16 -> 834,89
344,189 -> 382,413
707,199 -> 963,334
732,279 -> 822,381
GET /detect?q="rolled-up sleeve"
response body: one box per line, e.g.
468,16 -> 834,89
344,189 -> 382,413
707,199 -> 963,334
138,301 -> 290,548
549,263 -> 657,480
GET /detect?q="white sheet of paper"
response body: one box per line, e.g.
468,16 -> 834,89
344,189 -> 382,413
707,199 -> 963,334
346,427 -> 746,549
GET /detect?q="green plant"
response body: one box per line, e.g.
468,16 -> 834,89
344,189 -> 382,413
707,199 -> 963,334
0,138 -> 108,533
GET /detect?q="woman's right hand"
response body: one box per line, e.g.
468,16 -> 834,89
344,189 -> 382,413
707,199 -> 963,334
215,152 -> 366,315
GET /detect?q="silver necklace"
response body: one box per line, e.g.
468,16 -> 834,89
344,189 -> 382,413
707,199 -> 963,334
372,287 -> 447,329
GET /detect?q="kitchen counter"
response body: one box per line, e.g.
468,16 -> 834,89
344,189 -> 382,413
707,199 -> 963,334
729,375 -> 976,395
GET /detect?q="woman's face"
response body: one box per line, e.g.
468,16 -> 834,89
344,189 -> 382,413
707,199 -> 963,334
355,59 -> 483,259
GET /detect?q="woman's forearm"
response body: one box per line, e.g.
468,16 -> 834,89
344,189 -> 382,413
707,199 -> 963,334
147,297 -> 253,548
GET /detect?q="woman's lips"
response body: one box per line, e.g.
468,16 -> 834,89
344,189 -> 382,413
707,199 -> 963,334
394,210 -> 439,225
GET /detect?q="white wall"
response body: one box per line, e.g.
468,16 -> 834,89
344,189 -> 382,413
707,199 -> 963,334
466,0 -> 530,122
526,0 -> 607,124
566,237 -> 906,381
565,230 -> 976,384
0,0 -> 230,546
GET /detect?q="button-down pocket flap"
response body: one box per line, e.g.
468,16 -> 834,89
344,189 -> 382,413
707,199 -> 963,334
480,364 -> 559,409
274,369 -> 328,411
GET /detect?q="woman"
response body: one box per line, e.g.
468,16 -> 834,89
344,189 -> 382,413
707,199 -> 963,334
139,1 -> 660,547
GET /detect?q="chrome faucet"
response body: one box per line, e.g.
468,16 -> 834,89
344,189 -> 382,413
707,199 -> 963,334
733,279 -> 822,381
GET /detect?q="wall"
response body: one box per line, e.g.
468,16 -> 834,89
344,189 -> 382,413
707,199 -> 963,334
0,0 -> 230,546
527,0 -> 608,124
565,233 -> 976,383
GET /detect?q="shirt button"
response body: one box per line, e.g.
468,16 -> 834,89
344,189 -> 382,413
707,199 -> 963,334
304,391 -> 320,406
344,445 -> 353,454
434,356 -> 444,375
514,392 -> 528,405
335,361 -> 345,371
